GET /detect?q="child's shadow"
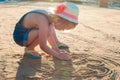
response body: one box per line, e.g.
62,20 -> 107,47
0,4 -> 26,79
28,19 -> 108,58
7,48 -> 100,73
52,58 -> 74,80
15,49 -> 74,80
51,48 -> 74,79
15,55 -> 42,80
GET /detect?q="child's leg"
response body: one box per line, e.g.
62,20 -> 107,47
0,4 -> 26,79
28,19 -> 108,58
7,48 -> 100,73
27,29 -> 39,49
25,29 -> 40,56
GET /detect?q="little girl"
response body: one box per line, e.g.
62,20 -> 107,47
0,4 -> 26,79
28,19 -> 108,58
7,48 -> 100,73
13,2 -> 79,60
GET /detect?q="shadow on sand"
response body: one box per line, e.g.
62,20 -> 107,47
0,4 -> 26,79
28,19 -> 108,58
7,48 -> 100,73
15,51 -> 74,80
52,58 -> 74,80
15,55 -> 42,80
15,52 -> 120,80
51,48 -> 74,80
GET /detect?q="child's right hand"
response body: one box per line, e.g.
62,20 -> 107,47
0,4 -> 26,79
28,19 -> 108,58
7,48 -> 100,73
54,50 -> 71,60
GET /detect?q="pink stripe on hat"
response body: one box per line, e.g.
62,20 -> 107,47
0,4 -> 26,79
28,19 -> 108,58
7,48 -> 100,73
62,12 -> 78,20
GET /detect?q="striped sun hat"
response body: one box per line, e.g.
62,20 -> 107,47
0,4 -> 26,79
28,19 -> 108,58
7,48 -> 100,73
55,2 -> 79,24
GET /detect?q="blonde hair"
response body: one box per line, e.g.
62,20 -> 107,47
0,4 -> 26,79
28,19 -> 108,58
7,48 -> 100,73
48,13 -> 77,24
48,13 -> 60,23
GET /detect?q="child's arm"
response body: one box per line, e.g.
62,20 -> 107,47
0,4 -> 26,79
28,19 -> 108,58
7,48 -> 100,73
47,23 -> 59,46
48,24 -> 69,50
38,21 -> 70,60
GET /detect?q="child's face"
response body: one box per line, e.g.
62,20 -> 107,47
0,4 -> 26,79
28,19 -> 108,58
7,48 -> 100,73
54,18 -> 77,30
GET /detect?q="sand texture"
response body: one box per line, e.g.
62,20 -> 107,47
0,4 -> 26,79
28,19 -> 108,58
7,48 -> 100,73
0,2 -> 120,80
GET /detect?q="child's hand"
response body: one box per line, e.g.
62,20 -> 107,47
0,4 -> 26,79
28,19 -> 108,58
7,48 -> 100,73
54,50 -> 71,60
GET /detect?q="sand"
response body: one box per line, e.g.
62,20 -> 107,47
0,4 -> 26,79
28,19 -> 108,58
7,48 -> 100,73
0,1 -> 120,80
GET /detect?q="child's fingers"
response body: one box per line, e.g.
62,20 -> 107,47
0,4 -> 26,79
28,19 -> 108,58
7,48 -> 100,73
59,50 -> 68,54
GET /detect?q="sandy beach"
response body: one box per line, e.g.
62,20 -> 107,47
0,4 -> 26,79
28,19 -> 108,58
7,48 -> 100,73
0,1 -> 120,80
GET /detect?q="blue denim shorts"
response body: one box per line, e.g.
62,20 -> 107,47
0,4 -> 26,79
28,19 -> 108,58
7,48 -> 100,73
13,23 -> 28,46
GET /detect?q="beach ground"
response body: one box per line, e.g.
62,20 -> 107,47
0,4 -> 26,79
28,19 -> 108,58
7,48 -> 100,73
0,1 -> 120,80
